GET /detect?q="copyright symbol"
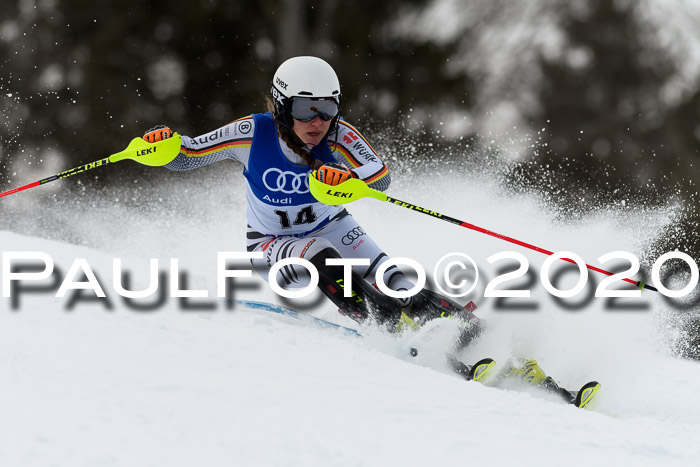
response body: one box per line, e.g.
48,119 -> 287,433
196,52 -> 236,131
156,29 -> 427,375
433,253 -> 479,298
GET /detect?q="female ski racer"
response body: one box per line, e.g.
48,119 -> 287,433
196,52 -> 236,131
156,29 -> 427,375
142,56 -> 600,405
143,56 -> 468,330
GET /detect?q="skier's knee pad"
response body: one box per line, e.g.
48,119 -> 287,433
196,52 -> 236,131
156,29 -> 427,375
308,246 -> 346,285
309,247 -> 401,326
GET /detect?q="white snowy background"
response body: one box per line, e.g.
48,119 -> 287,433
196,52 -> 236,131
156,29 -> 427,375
3,0 -> 700,466
2,166 -> 699,466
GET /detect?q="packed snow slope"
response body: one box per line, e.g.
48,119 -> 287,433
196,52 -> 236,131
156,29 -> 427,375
1,168 -> 700,467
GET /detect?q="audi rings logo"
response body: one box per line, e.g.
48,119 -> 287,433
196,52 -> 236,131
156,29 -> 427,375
262,168 -> 310,194
342,227 -> 366,245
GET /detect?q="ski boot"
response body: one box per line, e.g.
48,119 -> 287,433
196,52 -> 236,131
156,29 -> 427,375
502,359 -> 547,385
395,311 -> 421,333
502,359 -> 601,408
405,289 -> 479,324
400,289 -> 484,350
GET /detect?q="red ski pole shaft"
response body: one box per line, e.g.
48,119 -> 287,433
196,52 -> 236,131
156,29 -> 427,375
385,196 -> 658,292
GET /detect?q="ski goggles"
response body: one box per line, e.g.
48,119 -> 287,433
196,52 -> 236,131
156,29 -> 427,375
290,97 -> 339,122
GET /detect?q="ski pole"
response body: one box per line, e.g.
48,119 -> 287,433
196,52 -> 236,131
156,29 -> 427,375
309,174 -> 658,293
0,134 -> 183,199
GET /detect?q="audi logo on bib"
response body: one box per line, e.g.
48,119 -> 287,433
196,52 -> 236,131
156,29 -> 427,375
262,168 -> 310,194
342,227 -> 366,245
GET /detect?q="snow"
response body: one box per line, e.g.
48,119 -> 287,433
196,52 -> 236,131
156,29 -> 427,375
1,170 -> 700,466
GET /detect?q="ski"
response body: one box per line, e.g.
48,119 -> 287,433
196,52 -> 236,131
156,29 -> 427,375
234,299 -> 420,357
234,300 -> 600,409
233,299 -> 363,337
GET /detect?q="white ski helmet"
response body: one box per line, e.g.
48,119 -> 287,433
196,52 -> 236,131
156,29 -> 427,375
270,56 -> 342,131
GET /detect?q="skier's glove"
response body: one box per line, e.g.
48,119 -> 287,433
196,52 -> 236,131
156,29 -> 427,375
143,125 -> 173,143
316,163 -> 356,186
